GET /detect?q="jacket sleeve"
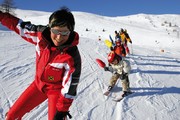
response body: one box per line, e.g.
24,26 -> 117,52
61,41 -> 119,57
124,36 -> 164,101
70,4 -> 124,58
0,12 -> 19,31
123,60 -> 131,74
56,56 -> 75,111
57,46 -> 81,111
125,33 -> 132,43
0,12 -> 39,45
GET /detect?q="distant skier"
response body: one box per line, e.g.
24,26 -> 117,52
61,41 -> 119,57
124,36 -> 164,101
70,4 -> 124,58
114,30 -> 121,41
113,40 -> 126,57
104,51 -> 132,97
119,29 -> 132,55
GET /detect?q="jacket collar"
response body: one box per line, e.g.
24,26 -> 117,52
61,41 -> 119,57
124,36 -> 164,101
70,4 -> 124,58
41,27 -> 79,52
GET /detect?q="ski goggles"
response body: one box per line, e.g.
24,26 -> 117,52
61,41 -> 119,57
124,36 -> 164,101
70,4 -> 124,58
51,29 -> 70,36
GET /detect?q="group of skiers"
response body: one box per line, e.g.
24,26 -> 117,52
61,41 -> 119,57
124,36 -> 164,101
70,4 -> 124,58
113,28 -> 132,57
103,28 -> 133,97
1,5 -> 133,119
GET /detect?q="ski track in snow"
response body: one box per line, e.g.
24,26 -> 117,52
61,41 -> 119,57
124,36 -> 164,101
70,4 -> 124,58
76,37 -> 109,120
119,50 -> 180,120
1,36 -> 179,120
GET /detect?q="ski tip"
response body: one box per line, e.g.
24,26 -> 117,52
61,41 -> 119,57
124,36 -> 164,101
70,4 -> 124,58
113,98 -> 123,102
103,91 -> 110,96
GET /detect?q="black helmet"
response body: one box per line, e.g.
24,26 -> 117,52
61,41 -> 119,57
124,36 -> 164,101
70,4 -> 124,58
49,7 -> 75,31
120,28 -> 124,33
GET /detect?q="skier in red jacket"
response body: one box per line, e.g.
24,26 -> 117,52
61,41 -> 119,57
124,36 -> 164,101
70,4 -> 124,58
114,40 -> 126,57
0,7 -> 81,120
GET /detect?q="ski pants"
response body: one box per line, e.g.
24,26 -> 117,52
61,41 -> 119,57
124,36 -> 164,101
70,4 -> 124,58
109,74 -> 130,92
124,43 -> 130,54
6,81 -> 60,120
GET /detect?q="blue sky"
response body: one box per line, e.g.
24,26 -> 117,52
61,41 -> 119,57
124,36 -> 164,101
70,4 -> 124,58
0,0 -> 180,16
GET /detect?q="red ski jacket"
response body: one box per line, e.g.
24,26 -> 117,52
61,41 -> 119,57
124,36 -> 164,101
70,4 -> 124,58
0,12 -> 81,111
114,45 -> 126,57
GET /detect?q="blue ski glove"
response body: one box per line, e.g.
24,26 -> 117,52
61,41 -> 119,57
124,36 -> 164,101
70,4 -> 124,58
20,21 -> 35,30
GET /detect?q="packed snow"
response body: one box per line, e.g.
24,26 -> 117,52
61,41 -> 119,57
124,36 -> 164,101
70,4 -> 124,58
0,9 -> 180,120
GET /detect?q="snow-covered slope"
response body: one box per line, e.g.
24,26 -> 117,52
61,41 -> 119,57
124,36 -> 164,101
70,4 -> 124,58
0,9 -> 180,120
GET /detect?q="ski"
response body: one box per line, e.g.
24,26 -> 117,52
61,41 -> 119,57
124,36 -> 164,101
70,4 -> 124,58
113,91 -> 134,102
113,96 -> 124,102
103,91 -> 110,96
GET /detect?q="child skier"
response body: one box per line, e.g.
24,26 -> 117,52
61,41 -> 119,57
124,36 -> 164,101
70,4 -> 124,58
104,51 -> 132,97
119,29 -> 132,55
113,40 -> 126,57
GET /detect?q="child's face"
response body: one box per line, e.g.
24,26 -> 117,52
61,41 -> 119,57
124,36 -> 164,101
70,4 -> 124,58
50,26 -> 70,46
111,59 -> 118,65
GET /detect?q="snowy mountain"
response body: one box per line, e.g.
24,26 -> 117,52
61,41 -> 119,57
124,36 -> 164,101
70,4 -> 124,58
0,9 -> 180,120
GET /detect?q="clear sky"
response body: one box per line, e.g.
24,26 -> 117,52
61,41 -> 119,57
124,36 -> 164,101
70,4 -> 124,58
0,0 -> 180,17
